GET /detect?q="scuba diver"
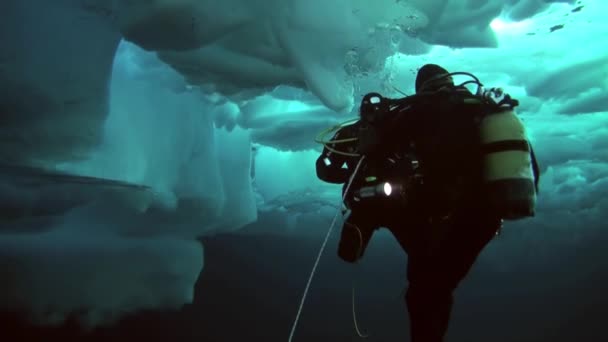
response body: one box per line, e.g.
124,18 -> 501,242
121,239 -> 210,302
315,64 -> 540,342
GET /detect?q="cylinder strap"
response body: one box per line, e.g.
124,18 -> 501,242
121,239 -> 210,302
482,139 -> 530,154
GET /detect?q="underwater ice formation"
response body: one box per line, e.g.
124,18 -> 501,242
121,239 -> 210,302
1,0 -> 590,328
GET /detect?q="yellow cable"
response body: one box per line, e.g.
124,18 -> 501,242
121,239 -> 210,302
314,119 -> 358,144
288,156 -> 367,342
324,145 -> 361,157
352,285 -> 370,339
352,225 -> 370,338
314,118 -> 361,157
321,137 -> 359,144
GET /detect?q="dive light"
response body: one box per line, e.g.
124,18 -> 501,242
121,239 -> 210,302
352,182 -> 402,201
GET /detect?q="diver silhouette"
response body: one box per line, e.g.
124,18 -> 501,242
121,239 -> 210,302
316,64 -> 540,342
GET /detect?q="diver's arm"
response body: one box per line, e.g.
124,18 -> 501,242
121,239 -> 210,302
316,148 -> 351,184
315,130 -> 352,184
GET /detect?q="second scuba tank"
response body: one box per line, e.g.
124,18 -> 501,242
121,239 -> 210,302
479,109 -> 537,220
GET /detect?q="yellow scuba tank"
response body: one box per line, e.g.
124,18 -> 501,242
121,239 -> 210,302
478,108 -> 537,220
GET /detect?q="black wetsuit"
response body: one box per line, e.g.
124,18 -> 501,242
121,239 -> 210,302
316,87 -> 504,342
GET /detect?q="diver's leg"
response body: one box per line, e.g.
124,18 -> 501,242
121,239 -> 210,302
405,249 -> 453,342
337,209 -> 376,263
393,213 -> 501,341
389,219 -> 450,342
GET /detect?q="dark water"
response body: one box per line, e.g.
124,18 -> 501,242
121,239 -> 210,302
2,223 -> 607,342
